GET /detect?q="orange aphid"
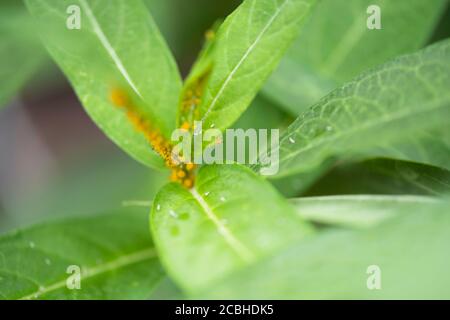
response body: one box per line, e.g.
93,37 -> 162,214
183,179 -> 193,188
170,170 -> 178,181
127,112 -> 144,131
109,87 -> 198,188
205,29 -> 215,41
181,122 -> 191,131
110,88 -> 128,108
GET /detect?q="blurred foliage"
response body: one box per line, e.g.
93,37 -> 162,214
0,0 -> 46,108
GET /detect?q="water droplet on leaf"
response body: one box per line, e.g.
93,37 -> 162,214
169,210 -> 178,218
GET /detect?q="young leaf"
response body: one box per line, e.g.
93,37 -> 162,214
25,0 -> 182,169
0,209 -> 163,300
150,164 -> 314,292
196,0 -> 317,131
263,0 -> 448,114
256,39 -> 450,178
291,194 -> 440,229
199,200 -> 450,299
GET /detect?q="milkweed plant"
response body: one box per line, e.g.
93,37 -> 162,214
0,0 -> 449,300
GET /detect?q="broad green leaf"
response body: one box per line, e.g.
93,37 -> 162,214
305,159 -> 450,197
291,194 -> 440,228
263,0 -> 448,114
272,129 -> 450,198
0,209 -> 163,300
256,40 -> 450,178
197,0 -> 317,131
366,126 -> 450,171
199,200 -> 450,299
25,0 -> 182,169
0,1 -> 45,108
150,164 -> 313,292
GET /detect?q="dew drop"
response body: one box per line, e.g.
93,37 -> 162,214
210,123 -> 215,128
39,286 -> 45,292
326,126 -> 333,131
156,204 -> 161,211
169,209 -> 178,218
289,137 -> 295,144
220,196 -> 226,202
45,258 -> 51,266
204,191 -> 210,196
29,241 -> 35,249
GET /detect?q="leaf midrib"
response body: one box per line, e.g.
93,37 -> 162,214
201,0 -> 292,122
189,187 -> 255,262
78,0 -> 143,99
18,248 -> 157,300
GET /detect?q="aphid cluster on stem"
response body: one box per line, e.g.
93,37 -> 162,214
170,162 -> 196,189
110,87 -> 198,188
179,66 -> 211,128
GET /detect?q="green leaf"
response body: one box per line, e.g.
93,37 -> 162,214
0,209 -> 163,300
305,159 -> 450,197
150,164 -> 313,292
25,0 -> 182,169
263,0 -> 448,114
197,0 -> 317,131
0,2 -> 45,108
366,126 -> 450,170
291,194 -> 440,229
257,40 -> 450,178
199,200 -> 450,299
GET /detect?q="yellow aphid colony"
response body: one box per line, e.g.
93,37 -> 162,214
205,29 -> 215,41
170,162 -> 196,189
179,69 -> 211,128
110,88 -> 196,188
